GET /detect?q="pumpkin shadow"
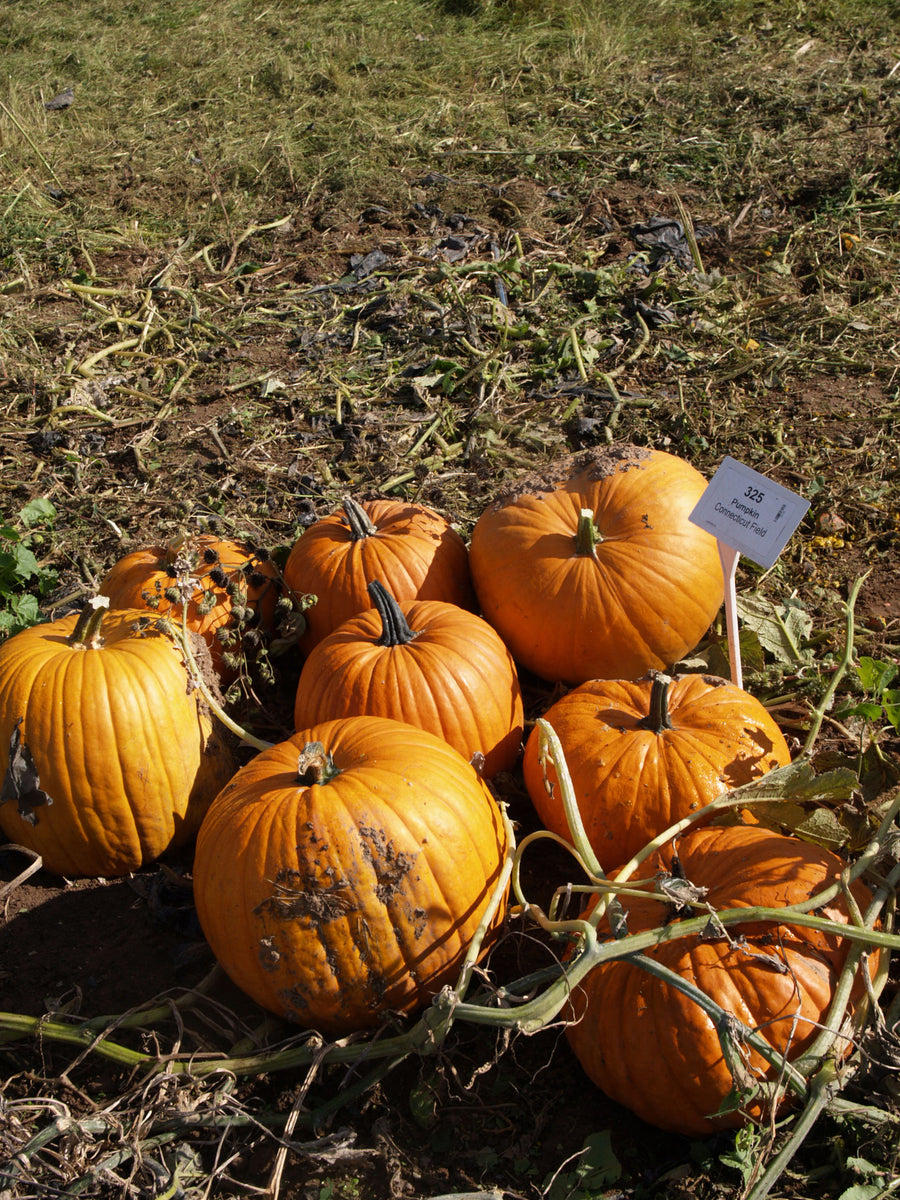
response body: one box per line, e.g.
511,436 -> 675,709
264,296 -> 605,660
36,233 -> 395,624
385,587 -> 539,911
0,858 -> 212,1020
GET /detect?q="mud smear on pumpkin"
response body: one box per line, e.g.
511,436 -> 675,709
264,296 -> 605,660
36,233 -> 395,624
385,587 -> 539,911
481,443 -> 653,510
253,865 -> 355,922
358,822 -> 418,903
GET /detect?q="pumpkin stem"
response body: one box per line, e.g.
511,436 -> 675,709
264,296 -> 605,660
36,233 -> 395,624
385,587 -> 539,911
368,580 -> 417,647
574,508 -> 602,557
67,595 -> 111,649
296,741 -> 341,786
636,672 -> 676,734
343,496 -> 378,541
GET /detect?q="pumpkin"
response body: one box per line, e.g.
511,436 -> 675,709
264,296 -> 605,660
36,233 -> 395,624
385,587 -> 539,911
282,496 -> 476,651
566,824 -> 878,1135
468,445 -> 724,684
0,598 -> 235,878
522,672 -> 791,871
192,716 -> 509,1034
98,533 -> 280,680
293,581 -> 524,778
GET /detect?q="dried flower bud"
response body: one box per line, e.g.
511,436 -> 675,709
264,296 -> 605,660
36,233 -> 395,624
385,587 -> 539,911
209,566 -> 229,588
202,547 -> 220,564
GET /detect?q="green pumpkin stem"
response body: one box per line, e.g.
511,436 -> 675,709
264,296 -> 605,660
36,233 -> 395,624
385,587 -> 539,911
637,672 -> 676,734
296,741 -> 341,785
67,595 -> 111,649
343,496 -> 378,541
574,508 -> 602,557
368,580 -> 417,647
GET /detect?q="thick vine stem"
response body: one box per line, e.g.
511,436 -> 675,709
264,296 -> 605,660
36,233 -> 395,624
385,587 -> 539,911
343,495 -> 378,540
367,579 -> 417,646
66,595 -> 110,648
801,571 -> 870,756
636,671 -> 676,733
573,508 -> 602,557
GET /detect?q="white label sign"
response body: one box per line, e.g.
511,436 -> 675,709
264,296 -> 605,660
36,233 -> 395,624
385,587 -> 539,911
688,456 -> 810,569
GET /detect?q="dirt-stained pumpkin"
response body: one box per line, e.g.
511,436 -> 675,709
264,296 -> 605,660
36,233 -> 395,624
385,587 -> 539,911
99,532 -> 279,680
192,716 -> 510,1034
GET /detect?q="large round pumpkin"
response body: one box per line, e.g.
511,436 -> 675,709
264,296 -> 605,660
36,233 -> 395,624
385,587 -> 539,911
566,824 -> 877,1135
293,581 -> 524,778
0,599 -> 235,877
522,672 -> 791,870
468,446 -> 724,684
98,533 -> 280,680
282,497 -> 476,651
192,716 -> 509,1034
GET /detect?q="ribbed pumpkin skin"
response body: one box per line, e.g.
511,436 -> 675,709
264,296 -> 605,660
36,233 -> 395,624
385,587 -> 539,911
99,534 -> 279,678
0,609 -> 235,877
468,446 -> 724,685
192,717 -> 509,1034
293,597 -> 524,778
522,674 -> 791,871
282,499 -> 476,650
567,825 -> 876,1136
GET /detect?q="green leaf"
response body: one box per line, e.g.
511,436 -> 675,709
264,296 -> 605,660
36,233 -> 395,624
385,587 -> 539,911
836,1186 -> 886,1200
856,656 -> 897,697
834,701 -> 886,723
18,497 -> 57,528
729,759 -> 858,808
881,689 -> 900,731
10,543 -> 41,582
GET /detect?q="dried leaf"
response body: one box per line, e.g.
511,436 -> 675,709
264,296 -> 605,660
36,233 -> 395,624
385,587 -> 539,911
0,717 -> 54,825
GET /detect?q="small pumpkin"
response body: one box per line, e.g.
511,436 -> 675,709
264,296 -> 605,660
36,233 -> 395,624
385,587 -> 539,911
523,672 -> 791,871
0,598 -> 234,878
468,445 -> 724,684
99,533 -> 280,680
282,496 -> 476,651
293,580 -> 524,777
566,824 -> 878,1135
192,716 -> 509,1034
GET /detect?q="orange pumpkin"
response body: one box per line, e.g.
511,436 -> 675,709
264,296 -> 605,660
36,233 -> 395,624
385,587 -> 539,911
0,599 -> 234,877
192,716 -> 509,1034
282,496 -> 476,651
98,533 -> 280,680
522,672 -> 791,871
293,581 -> 524,777
566,824 -> 878,1135
468,446 -> 724,684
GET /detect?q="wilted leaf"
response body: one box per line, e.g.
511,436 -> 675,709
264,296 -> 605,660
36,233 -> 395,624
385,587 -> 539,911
737,594 -> 813,665
0,717 -> 53,825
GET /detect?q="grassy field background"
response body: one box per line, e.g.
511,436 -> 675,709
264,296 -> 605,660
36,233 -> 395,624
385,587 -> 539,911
1,1 -> 899,1197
